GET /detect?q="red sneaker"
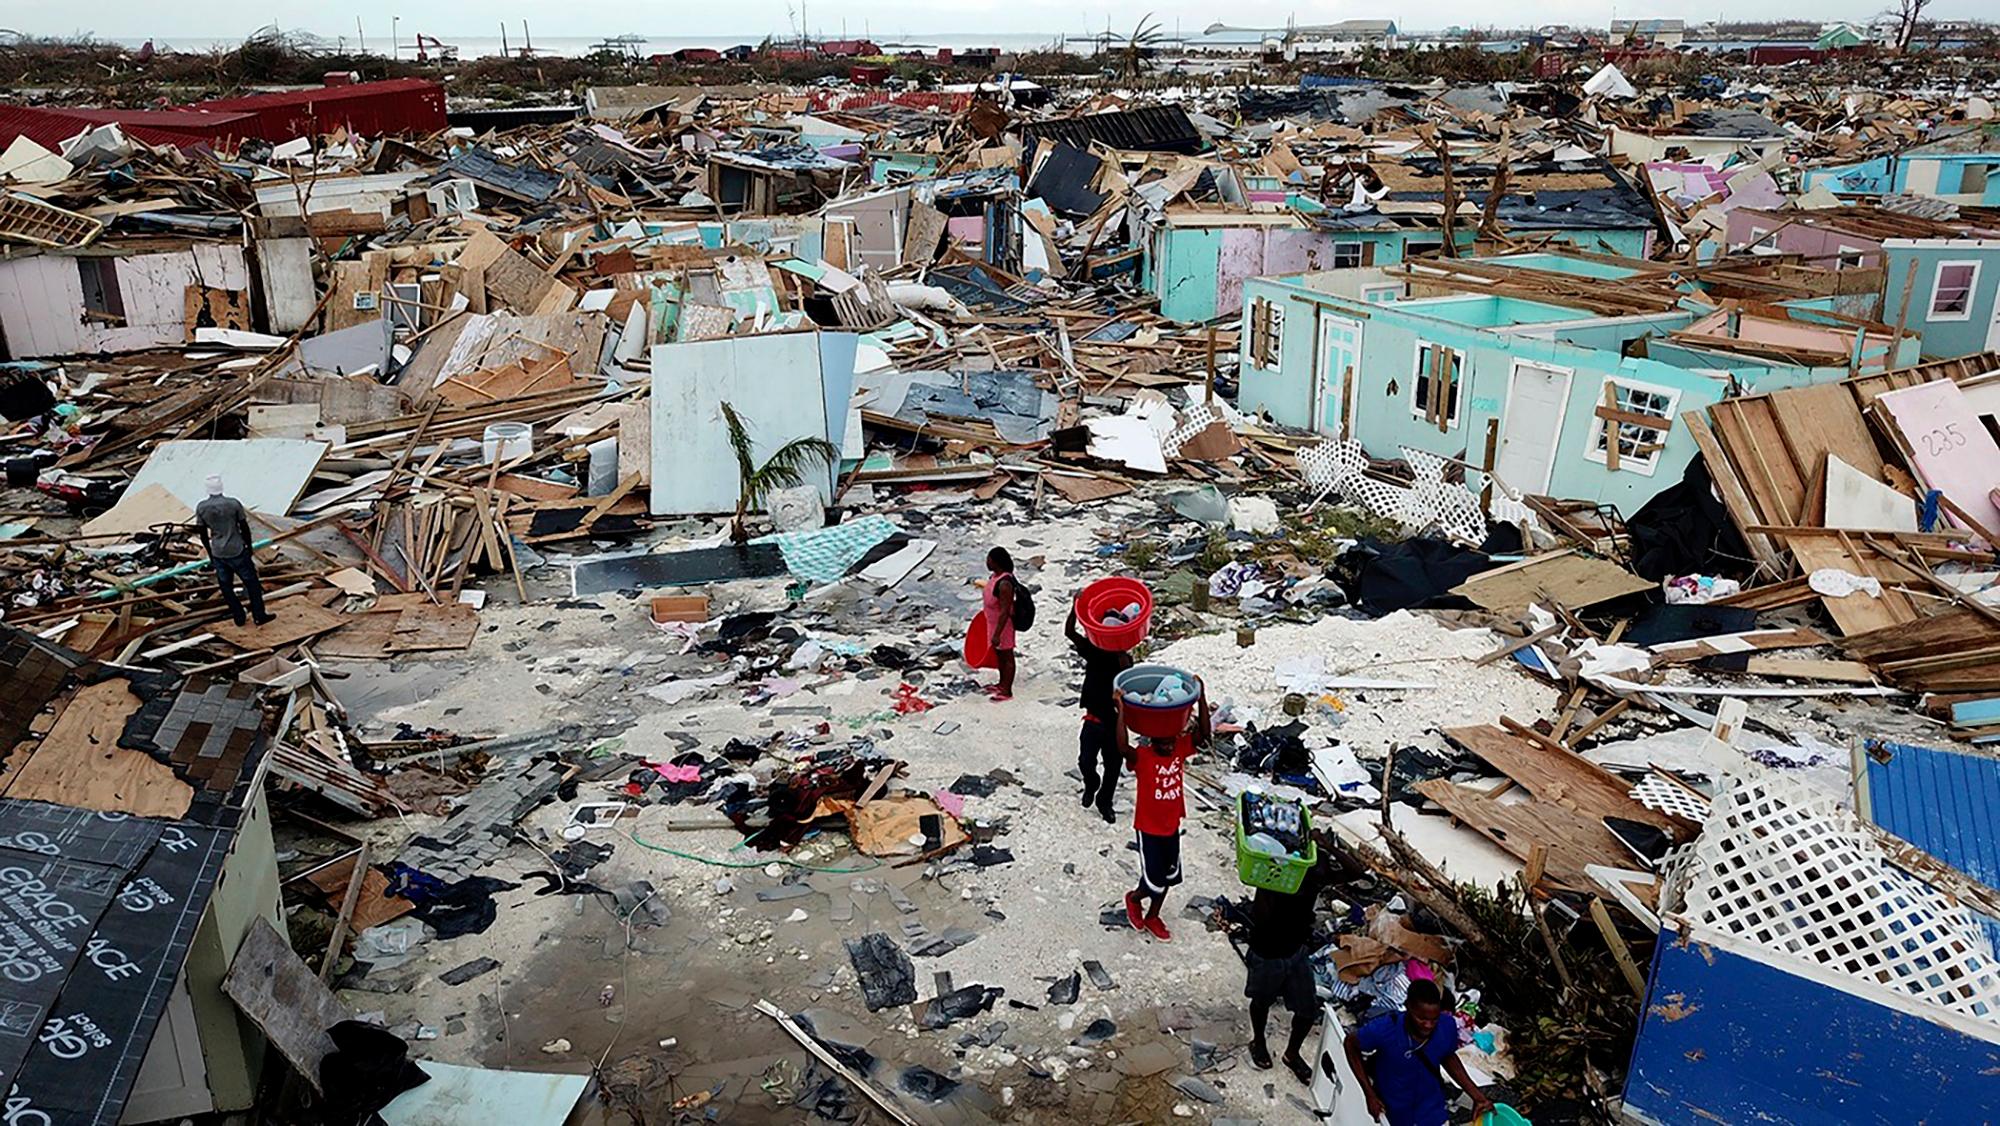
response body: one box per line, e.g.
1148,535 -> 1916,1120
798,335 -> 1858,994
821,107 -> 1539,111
1144,916 -> 1172,942
1124,891 -> 1146,931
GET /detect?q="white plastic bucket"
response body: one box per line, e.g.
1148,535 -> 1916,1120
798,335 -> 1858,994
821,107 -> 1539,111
482,422 -> 533,465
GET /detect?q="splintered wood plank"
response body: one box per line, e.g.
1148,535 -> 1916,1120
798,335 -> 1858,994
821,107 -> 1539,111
223,917 -> 348,1090
0,680 -> 192,818
1414,778 -> 1646,899
1443,724 -> 1682,835
1648,627 -> 1830,664
1711,399 -> 1806,526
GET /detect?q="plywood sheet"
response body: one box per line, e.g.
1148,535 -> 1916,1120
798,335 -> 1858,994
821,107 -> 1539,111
1780,531 -> 1920,636
385,602 -> 479,652
126,439 -> 328,516
209,594 -> 350,651
79,483 -> 193,541
0,680 -> 191,818
1449,550 -> 1652,617
303,855 -> 413,932
1043,473 -> 1132,504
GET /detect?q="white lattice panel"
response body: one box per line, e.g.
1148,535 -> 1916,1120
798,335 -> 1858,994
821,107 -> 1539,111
1299,439 -> 1366,491
1399,446 -> 1450,486
1669,766 -> 2000,1023
1632,773 -> 1710,823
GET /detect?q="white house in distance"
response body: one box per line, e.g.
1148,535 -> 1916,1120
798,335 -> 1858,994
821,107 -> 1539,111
1610,18 -> 1687,47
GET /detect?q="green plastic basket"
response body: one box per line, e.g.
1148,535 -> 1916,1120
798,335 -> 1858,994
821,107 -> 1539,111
1234,793 -> 1316,893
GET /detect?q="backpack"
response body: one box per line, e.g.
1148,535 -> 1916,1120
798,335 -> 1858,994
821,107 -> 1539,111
1007,575 -> 1037,632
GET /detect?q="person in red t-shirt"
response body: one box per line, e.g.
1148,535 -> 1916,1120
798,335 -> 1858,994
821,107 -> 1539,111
1114,680 -> 1211,941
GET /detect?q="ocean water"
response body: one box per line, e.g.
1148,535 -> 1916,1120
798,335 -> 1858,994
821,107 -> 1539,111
96,30 -> 1244,60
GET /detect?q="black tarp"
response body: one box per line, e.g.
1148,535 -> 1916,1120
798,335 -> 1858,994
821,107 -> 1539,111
1336,537 -> 1497,616
1625,456 -> 1752,581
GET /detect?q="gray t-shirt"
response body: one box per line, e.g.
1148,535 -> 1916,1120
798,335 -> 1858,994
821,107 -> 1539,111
194,495 -> 252,559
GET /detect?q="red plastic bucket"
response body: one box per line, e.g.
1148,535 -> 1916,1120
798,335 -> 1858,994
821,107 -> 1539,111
1077,576 -> 1153,651
963,611 -> 997,669
1114,664 -> 1200,739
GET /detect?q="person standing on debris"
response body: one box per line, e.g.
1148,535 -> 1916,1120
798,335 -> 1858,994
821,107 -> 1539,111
194,475 -> 273,628
1067,606 -> 1135,823
1117,683 -> 1211,942
1244,859 -> 1330,1083
1344,978 -> 1493,1126
982,547 -> 1019,701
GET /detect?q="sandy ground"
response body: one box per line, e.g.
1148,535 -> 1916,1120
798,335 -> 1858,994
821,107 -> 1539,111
319,496 -> 1357,1123
304,488 -> 1921,1124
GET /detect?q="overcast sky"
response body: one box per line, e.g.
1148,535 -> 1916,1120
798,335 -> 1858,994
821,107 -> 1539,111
17,1 -> 1988,42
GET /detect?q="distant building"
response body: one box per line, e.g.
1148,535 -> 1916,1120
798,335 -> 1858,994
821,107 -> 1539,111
1610,18 -> 1686,48
671,47 -> 723,64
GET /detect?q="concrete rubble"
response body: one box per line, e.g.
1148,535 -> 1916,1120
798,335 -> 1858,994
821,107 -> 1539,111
2,27 -> 1999,1126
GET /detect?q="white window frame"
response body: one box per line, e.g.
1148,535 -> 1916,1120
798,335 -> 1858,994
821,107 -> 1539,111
1260,299 -> 1285,369
1329,242 -> 1365,269
1928,259 -> 1981,322
1408,340 -> 1464,429
1360,283 -> 1403,303
1835,244 -> 1868,270
1585,375 -> 1681,476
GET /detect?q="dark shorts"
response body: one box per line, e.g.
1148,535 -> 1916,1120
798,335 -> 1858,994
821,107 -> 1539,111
1244,947 -> 1318,1013
1136,830 -> 1182,893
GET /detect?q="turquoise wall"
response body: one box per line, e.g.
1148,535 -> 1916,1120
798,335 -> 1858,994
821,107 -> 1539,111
1884,244 -> 2000,359
1235,279 -> 1849,512
1157,226 -> 1648,323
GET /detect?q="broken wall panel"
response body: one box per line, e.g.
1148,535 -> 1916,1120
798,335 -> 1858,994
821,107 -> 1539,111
647,330 -> 855,516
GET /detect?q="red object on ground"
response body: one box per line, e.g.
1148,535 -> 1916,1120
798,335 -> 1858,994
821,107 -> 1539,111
963,611 -> 997,669
1077,576 -> 1153,651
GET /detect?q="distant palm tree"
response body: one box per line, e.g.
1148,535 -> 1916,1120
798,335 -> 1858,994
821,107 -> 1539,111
1119,14 -> 1163,82
722,401 -> 840,542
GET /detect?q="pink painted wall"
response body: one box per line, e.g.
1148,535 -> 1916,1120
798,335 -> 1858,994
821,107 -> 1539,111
1724,211 -> 1885,269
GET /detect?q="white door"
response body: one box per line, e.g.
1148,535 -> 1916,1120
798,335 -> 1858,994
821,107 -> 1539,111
1494,361 -> 1572,495
1905,158 -> 1941,198
1312,313 -> 1364,438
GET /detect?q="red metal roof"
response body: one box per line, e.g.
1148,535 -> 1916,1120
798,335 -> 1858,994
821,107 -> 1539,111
0,105 -> 231,151
188,78 -> 448,141
189,76 -> 442,112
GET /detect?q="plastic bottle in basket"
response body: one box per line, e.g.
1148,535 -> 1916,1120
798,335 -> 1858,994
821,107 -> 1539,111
1245,832 -> 1287,857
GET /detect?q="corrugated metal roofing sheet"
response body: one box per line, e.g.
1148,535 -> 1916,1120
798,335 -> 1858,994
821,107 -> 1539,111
189,76 -> 442,111
1864,737 -> 2000,889
0,105 -> 233,151
1024,105 -> 1204,155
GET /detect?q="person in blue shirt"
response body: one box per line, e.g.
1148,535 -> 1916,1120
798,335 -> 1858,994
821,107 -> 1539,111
1342,979 -> 1494,1125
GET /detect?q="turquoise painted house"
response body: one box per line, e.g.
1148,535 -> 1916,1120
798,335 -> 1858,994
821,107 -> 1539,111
1143,159 -> 1658,323
1801,126 -> 2000,205
1882,238 -> 2000,359
1236,258 -> 1923,510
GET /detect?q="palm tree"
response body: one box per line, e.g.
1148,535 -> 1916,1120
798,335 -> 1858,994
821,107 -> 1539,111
721,401 -> 841,542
